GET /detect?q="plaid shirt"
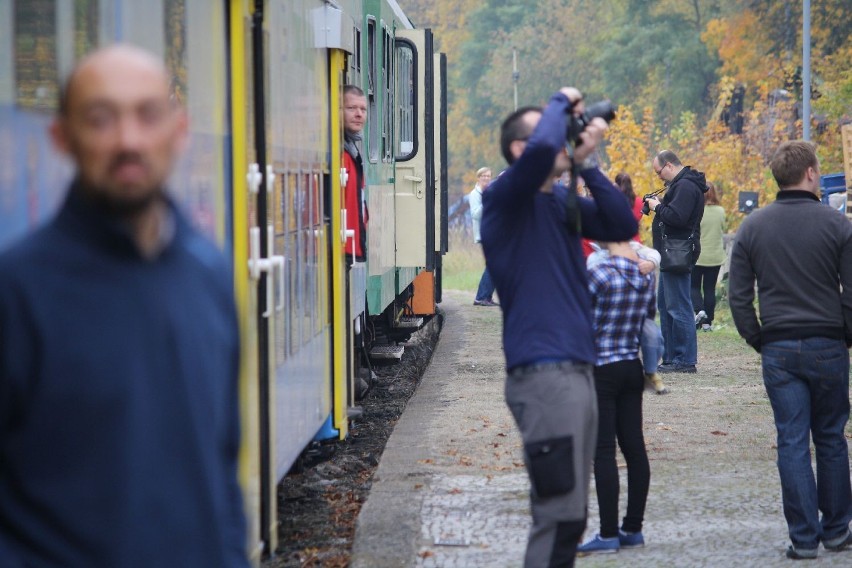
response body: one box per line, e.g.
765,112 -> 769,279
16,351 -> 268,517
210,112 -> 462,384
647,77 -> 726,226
588,256 -> 656,366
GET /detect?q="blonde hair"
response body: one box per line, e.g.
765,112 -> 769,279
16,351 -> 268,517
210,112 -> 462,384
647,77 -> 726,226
476,167 -> 491,177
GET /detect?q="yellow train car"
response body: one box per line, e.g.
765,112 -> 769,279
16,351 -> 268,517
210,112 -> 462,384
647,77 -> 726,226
0,0 -> 446,560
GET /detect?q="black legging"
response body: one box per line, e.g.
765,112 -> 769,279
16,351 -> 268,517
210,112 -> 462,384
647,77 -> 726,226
592,358 -> 650,537
691,265 -> 722,324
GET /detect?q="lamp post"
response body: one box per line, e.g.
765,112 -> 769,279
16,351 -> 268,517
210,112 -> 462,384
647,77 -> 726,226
802,0 -> 811,141
512,48 -> 519,111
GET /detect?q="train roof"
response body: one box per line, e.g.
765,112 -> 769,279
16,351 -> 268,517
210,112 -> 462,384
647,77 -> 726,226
386,0 -> 414,29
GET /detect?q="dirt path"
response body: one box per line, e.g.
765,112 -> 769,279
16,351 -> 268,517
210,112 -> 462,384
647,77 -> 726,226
351,289 -> 852,567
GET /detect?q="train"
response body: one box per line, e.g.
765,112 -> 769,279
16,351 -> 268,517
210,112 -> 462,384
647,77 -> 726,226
0,0 -> 447,559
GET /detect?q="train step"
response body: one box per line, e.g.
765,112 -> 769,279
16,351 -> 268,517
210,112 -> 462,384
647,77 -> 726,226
369,344 -> 405,360
395,316 -> 423,329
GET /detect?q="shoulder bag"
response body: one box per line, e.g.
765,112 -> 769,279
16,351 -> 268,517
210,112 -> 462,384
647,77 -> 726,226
659,218 -> 700,274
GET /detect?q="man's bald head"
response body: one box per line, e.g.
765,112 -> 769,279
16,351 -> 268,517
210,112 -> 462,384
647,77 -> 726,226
51,44 -> 187,216
59,44 -> 172,116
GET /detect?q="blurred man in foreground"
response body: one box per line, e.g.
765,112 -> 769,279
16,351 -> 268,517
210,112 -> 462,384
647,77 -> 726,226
0,45 -> 248,567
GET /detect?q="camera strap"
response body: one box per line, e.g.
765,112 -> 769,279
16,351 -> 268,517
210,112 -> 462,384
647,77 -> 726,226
563,160 -> 581,234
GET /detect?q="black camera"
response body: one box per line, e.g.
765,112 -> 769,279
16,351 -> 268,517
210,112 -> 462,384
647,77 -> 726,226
641,187 -> 666,216
566,100 -> 616,146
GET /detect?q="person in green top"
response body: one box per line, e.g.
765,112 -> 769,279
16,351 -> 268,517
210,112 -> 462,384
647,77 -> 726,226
691,182 -> 727,330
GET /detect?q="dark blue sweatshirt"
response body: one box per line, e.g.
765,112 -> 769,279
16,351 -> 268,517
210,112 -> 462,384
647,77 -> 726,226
481,92 -> 638,370
0,187 -> 248,567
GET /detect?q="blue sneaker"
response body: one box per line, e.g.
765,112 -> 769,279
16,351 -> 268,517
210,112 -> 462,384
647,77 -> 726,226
577,533 -> 619,555
619,529 -> 645,548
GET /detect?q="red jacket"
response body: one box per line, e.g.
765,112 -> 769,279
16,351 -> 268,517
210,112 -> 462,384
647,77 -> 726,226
343,149 -> 368,261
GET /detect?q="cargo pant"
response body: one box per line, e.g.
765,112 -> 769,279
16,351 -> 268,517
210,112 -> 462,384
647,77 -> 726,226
506,361 -> 598,567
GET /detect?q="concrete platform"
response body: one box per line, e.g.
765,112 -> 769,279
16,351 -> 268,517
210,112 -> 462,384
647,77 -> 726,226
351,291 -> 852,567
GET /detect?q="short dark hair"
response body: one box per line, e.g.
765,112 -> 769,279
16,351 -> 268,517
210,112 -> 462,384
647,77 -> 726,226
343,84 -> 365,98
770,141 -> 818,188
655,150 -> 682,169
500,106 -> 541,164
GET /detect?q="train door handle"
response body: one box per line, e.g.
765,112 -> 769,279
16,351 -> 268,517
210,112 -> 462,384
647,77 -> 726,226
340,209 -> 355,256
403,175 -> 423,182
267,225 -> 285,313
266,165 -> 275,194
247,163 -> 262,194
247,225 -> 285,317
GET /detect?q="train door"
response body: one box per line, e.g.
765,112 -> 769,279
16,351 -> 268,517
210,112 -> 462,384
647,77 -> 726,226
313,2 -> 358,441
394,29 -> 436,272
433,52 -> 448,304
229,0 -> 275,558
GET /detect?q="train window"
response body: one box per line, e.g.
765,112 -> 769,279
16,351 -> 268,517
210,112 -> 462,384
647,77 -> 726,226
73,0 -> 99,59
394,40 -> 416,161
382,26 -> 393,162
163,0 -> 188,104
14,0 -> 58,111
366,18 -> 378,163
353,27 -> 361,76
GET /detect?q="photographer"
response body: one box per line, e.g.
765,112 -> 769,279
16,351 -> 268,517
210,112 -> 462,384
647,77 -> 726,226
481,88 -> 637,567
646,150 -> 708,374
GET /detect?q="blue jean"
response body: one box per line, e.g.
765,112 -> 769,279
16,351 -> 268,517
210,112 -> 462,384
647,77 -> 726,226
640,318 -> 664,374
761,337 -> 852,550
475,266 -> 495,302
657,271 -> 697,366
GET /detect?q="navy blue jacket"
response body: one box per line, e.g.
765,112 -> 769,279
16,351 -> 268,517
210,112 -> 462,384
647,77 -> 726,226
0,186 -> 248,567
481,92 -> 638,370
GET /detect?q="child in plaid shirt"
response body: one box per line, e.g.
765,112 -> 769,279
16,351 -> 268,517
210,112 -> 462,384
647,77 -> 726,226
578,241 -> 656,555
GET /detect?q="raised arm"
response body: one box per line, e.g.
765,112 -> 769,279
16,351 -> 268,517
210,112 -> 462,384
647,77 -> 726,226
485,92 -> 571,212
577,168 -> 638,242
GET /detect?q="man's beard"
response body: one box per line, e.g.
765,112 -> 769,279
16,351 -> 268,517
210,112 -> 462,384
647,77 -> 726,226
80,152 -> 165,216
87,187 -> 163,217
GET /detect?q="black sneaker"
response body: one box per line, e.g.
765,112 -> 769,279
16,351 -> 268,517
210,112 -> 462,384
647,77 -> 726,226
658,363 -> 696,374
824,530 -> 852,552
786,545 -> 818,560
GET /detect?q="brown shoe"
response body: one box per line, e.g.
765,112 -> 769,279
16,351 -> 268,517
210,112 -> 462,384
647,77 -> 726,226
644,373 -> 668,394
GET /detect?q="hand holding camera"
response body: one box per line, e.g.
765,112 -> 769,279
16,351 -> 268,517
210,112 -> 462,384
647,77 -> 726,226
558,88 -> 616,163
641,187 -> 666,215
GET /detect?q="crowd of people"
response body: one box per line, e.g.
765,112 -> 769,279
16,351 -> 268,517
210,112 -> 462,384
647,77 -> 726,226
2,41 -> 850,567
478,88 -> 852,566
